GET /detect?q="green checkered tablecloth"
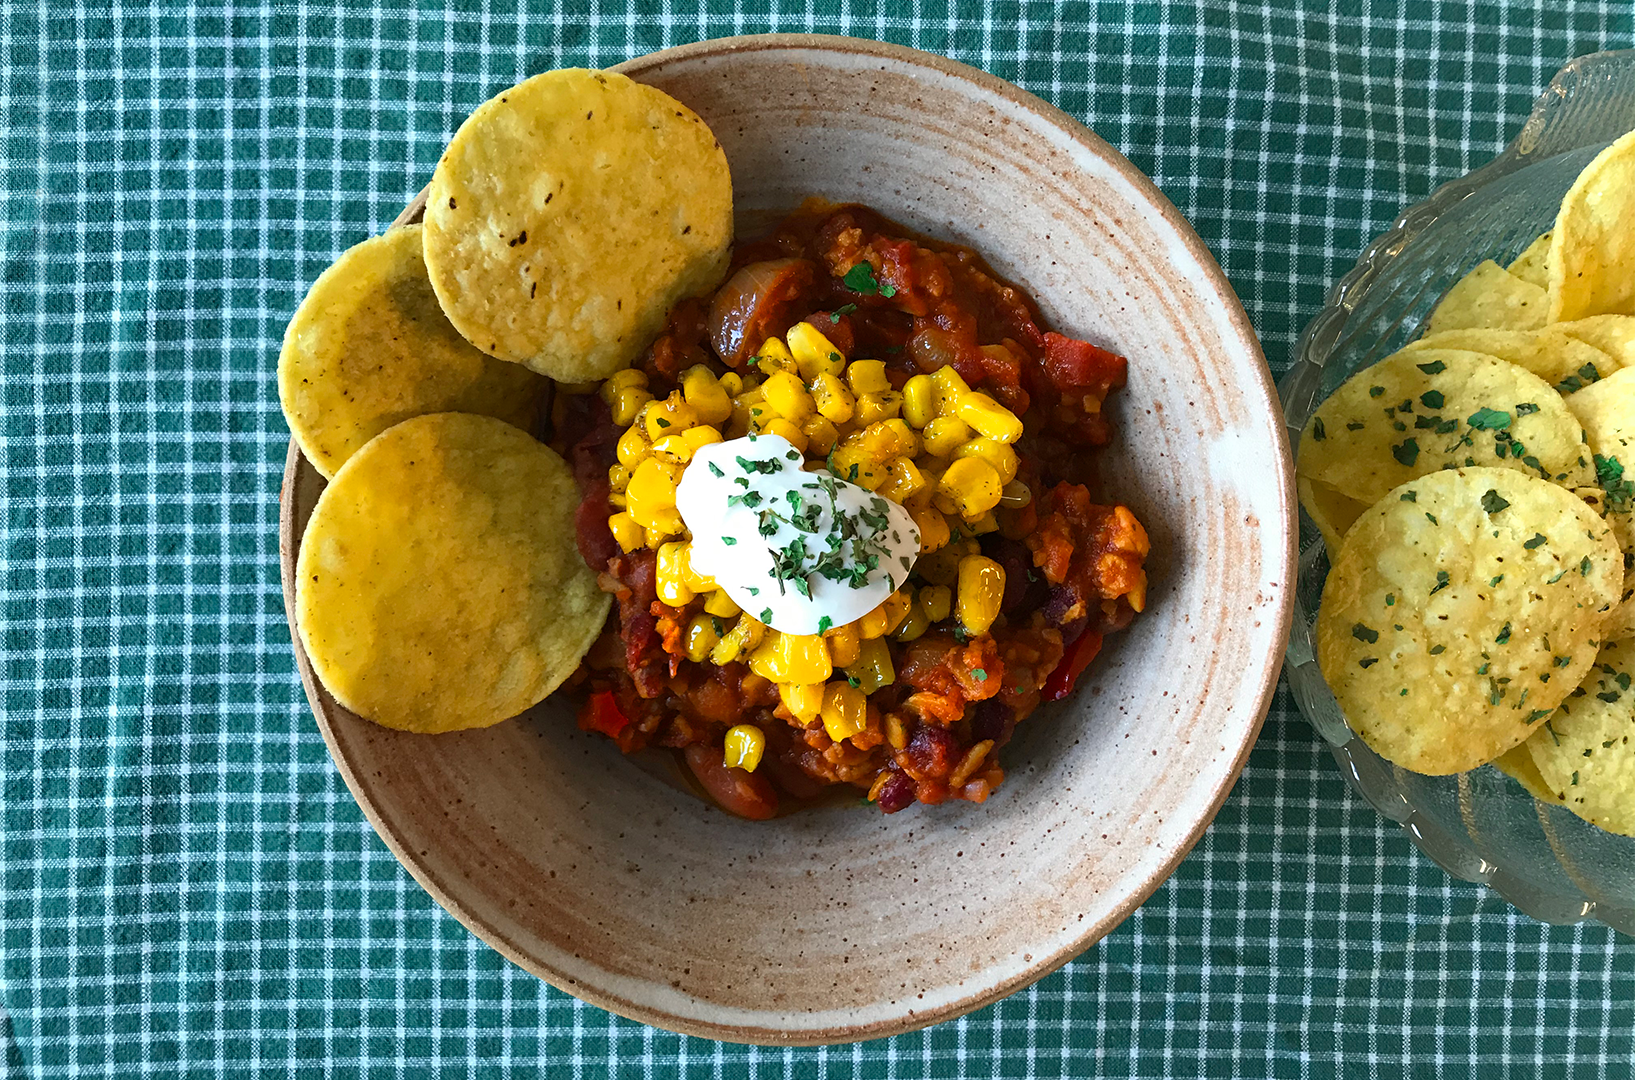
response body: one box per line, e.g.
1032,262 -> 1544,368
6,1 -> 1635,1075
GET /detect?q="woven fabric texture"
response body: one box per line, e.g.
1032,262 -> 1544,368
5,1 -> 1635,1076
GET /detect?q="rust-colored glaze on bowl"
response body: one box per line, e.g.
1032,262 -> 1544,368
279,34 -> 1294,1044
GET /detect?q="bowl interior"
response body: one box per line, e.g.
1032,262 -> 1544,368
280,36 -> 1293,1043
1281,52 -> 1635,930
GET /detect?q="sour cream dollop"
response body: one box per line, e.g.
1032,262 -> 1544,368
676,434 -> 920,635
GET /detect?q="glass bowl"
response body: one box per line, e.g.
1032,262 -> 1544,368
1280,49 -> 1635,932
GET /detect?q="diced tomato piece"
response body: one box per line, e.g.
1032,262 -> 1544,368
1040,332 -> 1127,394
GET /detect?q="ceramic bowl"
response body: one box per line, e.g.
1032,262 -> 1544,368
1281,49 -> 1635,933
279,34 -> 1294,1043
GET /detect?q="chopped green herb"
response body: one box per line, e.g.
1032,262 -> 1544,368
708,461 -> 724,477
817,615 -> 833,634
721,536 -> 737,546
847,675 -> 861,688
1416,360 -> 1447,375
1429,644 -> 1446,655
1596,454 -> 1634,513
1496,623 -> 1512,645
1385,593 -> 1396,606
829,304 -> 858,322
1369,385 -> 1385,398
1400,491 -> 1418,503
1426,512 -> 1439,525
760,607 -> 773,623
1480,489 -> 1510,514
1420,390 -> 1445,410
1359,657 -> 1379,669
1392,438 -> 1420,466
1352,623 -> 1379,644
1527,709 -> 1552,724
1466,407 -> 1511,431
842,261 -> 896,297
973,668 -> 988,682
1347,421 -> 1365,431
1524,533 -> 1548,549
1430,570 -> 1451,595
1489,575 -> 1504,587
1312,417 -> 1326,441
1515,402 -> 1540,415
1582,557 -> 1595,577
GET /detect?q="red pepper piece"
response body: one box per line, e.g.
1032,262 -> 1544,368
578,690 -> 630,737
1041,630 -> 1104,702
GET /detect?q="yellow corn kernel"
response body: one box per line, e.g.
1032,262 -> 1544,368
855,390 -> 903,425
902,374 -> 936,428
786,322 -> 846,380
829,444 -> 884,490
748,631 -> 834,684
709,614 -> 766,665
919,584 -> 952,623
908,502 -> 951,553
858,602 -> 892,640
929,365 -> 971,415
685,613 -> 722,663
917,545 -> 963,587
680,366 -> 733,425
607,512 -> 645,553
810,371 -> 856,423
761,370 -> 815,422
819,681 -> 868,742
626,458 -> 685,533
610,386 -> 654,427
956,391 -> 1024,443
825,622 -> 861,667
761,417 -> 809,454
778,682 -> 824,724
752,335 -> 799,376
885,713 -> 909,750
616,425 -> 651,470
969,510 -> 999,534
938,457 -> 1003,519
655,542 -> 697,606
643,524 -> 672,548
607,463 -> 630,493
644,391 -> 698,441
891,599 -> 929,642
956,554 -> 1005,635
650,434 -> 695,463
921,416 -> 972,457
799,414 -> 839,457
846,359 -> 890,395
683,425 -> 722,454
603,367 -> 648,394
606,491 -> 628,509
703,589 -> 741,618
680,551 -> 716,593
999,479 -> 1033,508
719,371 -> 744,396
954,437 -> 1018,484
843,637 -> 895,693
723,724 -> 765,772
877,456 -> 927,503
851,418 -> 919,460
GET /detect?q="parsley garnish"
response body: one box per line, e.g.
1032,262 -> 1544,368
830,304 -> 858,322
1352,624 -> 1379,644
721,536 -> 736,546
1312,417 -> 1326,441
842,262 -> 897,298
760,607 -> 773,623
1490,575 -> 1504,586
817,616 -> 833,634
1524,533 -> 1548,549
1416,360 -> 1446,375
1369,386 -> 1385,397
708,461 -> 724,477
1400,491 -> 1418,503
1596,454 -> 1633,513
1430,570 -> 1450,595
1480,489 -> 1510,514
1466,407 -> 1511,431
973,668 -> 988,681
1391,438 -> 1420,466
1420,390 -> 1445,409
1496,623 -> 1512,645
1515,402 -> 1539,415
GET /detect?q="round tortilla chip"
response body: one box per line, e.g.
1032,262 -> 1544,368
1565,366 -> 1635,638
1404,327 -> 1615,392
1297,348 -> 1594,541
423,68 -> 733,382
279,225 -> 548,479
1507,230 -> 1553,289
295,413 -> 611,733
1492,743 -> 1559,802
1556,314 -> 1635,370
1426,260 -> 1548,334
1317,467 -> 1621,775
1525,638 -> 1635,836
1547,129 -> 1635,323
1297,475 -> 1369,556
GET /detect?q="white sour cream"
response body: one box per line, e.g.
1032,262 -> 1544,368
676,434 -> 920,635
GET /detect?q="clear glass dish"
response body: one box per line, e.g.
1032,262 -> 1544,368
1280,50 -> 1635,932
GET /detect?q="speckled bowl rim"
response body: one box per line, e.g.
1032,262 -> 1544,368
278,33 -> 1294,1044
